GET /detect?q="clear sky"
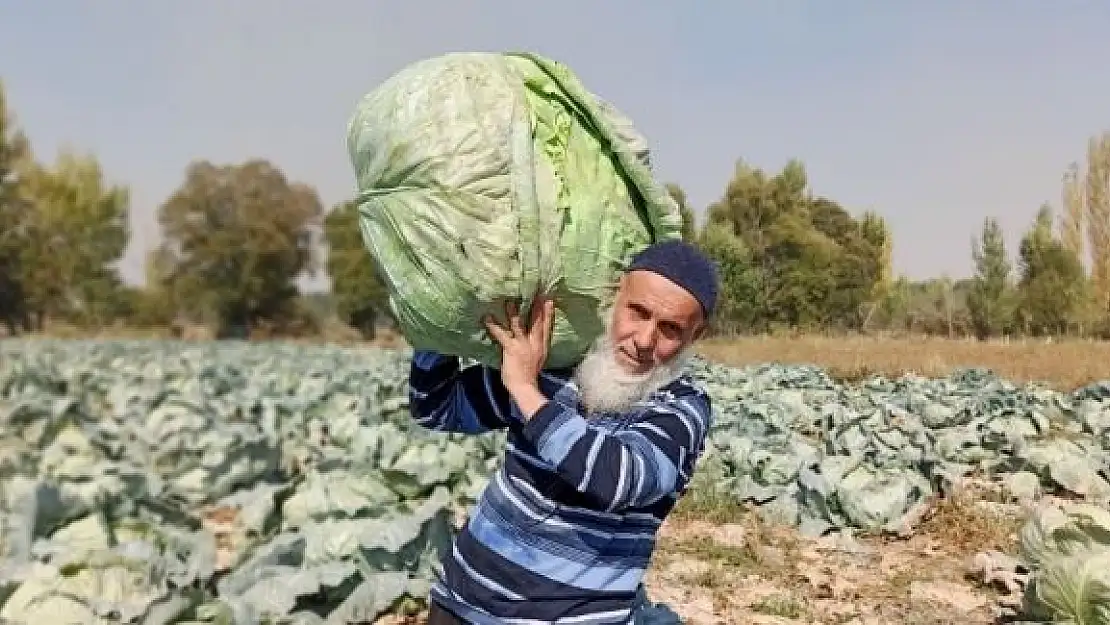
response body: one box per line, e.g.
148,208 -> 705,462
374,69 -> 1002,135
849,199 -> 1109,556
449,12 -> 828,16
3,1 -> 1109,289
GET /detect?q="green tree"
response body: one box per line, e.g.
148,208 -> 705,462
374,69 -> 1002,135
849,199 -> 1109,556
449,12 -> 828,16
665,183 -> 697,242
966,217 -> 1013,339
697,222 -> 761,334
154,159 -> 323,337
1086,133 -> 1110,316
701,159 -> 884,332
1060,162 -> 1085,263
872,276 -> 914,332
127,248 -> 178,328
324,200 -> 390,339
808,197 -> 888,329
18,151 -> 131,328
858,211 -> 893,329
0,80 -> 32,334
704,159 -> 806,330
1015,205 -> 1089,336
762,214 -> 843,329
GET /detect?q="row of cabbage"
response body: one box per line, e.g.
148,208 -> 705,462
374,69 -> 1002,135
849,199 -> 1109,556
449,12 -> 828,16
682,358 -> 1110,623
0,340 -> 497,624
0,339 -> 1107,623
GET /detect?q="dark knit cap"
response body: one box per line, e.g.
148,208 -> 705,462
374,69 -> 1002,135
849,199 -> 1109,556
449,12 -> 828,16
626,239 -> 719,317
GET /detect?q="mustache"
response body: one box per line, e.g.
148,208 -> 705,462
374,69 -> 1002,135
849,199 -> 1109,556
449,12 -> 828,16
573,331 -> 689,413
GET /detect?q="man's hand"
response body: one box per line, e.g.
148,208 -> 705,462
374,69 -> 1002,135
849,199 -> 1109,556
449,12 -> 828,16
483,295 -> 555,417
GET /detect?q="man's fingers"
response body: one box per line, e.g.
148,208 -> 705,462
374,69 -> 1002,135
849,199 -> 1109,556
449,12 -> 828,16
531,297 -> 555,352
529,295 -> 544,326
483,315 -> 511,345
542,298 -> 555,342
543,300 -> 556,352
508,301 -> 526,337
488,296 -> 555,352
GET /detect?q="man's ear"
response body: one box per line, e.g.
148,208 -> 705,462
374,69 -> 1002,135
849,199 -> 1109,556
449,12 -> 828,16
692,320 -> 708,341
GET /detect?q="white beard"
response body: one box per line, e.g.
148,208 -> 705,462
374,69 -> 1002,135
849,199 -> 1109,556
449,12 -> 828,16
573,311 -> 691,415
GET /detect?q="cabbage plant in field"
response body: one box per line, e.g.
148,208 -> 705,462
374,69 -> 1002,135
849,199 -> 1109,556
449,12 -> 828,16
1,339 -> 1108,623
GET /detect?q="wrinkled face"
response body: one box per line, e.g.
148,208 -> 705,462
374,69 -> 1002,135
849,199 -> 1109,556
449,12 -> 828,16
573,270 -> 705,414
608,270 -> 705,375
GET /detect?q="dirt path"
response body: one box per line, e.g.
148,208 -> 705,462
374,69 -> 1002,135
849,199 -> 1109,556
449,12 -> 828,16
643,497 -> 1024,625
378,489 -> 1028,624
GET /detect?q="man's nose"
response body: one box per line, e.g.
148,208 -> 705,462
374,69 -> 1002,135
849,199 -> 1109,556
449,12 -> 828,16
633,324 -> 656,352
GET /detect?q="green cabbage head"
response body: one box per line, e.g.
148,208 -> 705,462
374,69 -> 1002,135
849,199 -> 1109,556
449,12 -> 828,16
346,51 -> 683,368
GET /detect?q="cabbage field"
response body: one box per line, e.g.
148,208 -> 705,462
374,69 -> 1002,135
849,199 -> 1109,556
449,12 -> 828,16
0,339 -> 1108,624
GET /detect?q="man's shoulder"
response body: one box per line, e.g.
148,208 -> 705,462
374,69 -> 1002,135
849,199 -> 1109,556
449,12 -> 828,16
651,374 -> 712,411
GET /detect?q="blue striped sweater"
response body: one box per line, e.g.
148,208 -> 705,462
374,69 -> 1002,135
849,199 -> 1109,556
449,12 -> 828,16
407,350 -> 714,624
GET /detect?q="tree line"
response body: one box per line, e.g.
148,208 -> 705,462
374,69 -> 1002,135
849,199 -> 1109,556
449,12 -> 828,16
2,80 -> 1109,341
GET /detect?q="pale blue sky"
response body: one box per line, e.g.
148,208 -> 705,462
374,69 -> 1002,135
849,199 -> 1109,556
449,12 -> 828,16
3,2 -> 1109,289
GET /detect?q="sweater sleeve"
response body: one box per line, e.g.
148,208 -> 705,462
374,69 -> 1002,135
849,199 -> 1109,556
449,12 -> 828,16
407,350 -> 515,434
519,384 -> 713,512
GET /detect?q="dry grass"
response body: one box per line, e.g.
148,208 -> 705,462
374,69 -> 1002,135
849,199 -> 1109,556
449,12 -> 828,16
916,487 -> 1023,555
17,321 -> 1110,390
8,320 -> 409,350
696,334 -> 1110,390
20,323 -> 172,341
646,491 -> 1022,624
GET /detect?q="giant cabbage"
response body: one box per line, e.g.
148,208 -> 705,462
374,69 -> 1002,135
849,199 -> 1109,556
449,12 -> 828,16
346,51 -> 683,368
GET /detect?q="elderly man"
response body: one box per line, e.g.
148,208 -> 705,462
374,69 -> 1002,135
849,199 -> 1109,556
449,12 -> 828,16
408,239 -> 719,625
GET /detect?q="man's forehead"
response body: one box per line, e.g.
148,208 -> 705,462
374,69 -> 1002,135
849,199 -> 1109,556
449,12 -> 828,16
622,270 -> 701,316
